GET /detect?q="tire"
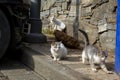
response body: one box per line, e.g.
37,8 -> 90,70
0,10 -> 10,59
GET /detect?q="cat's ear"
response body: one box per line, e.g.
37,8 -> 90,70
105,49 -> 108,53
49,15 -> 54,23
51,41 -> 55,45
99,49 -> 103,54
104,49 -> 108,55
52,15 -> 55,18
50,15 -> 54,18
59,41 -> 62,43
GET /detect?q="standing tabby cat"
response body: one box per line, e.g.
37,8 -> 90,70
50,41 -> 68,61
79,29 -> 113,74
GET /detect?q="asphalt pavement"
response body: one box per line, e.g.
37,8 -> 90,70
0,55 -> 46,80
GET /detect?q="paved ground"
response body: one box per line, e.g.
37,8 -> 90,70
0,72 -> 9,80
0,37 -> 119,80
23,41 -> 120,80
0,57 -> 46,80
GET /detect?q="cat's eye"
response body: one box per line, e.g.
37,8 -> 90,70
105,56 -> 107,57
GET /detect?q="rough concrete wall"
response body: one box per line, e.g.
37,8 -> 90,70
40,0 -> 117,52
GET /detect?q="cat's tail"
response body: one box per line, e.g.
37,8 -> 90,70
78,29 -> 89,46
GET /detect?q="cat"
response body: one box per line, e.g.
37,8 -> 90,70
79,29 -> 113,74
50,41 -> 68,61
49,15 -> 66,32
54,30 -> 81,49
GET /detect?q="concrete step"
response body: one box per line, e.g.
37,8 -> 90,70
21,42 -> 119,80
21,43 -> 90,80
0,57 -> 45,80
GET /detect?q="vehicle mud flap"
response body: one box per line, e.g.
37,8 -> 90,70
0,10 -> 10,59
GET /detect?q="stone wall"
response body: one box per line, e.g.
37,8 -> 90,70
40,0 -> 117,52
80,0 -> 117,52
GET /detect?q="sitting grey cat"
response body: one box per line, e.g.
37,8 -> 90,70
50,41 -> 68,61
79,29 -> 112,74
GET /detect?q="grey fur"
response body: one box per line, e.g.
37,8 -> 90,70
79,29 -> 113,74
50,41 -> 68,61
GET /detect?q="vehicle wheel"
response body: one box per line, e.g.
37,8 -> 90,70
0,10 -> 10,59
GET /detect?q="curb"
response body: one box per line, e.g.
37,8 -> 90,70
21,44 -> 90,80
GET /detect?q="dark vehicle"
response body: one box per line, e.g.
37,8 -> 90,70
0,0 -> 46,59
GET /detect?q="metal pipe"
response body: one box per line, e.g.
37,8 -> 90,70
24,0 -> 46,43
30,0 -> 41,33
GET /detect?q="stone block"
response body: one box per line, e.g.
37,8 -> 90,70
69,5 -> 81,17
81,0 -> 93,7
71,0 -> 80,5
54,2 -> 62,7
81,6 -> 92,17
40,10 -> 49,18
100,30 -> 115,51
98,19 -> 116,33
50,7 -> 61,15
41,0 -> 56,11
80,20 -> 98,44
56,0 -> 66,3
62,2 -> 68,10
57,15 -> 67,21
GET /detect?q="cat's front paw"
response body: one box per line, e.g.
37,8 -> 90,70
82,61 -> 85,64
53,58 -> 57,61
57,58 -> 60,61
92,68 -> 97,72
106,71 -> 113,74
53,58 -> 60,61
